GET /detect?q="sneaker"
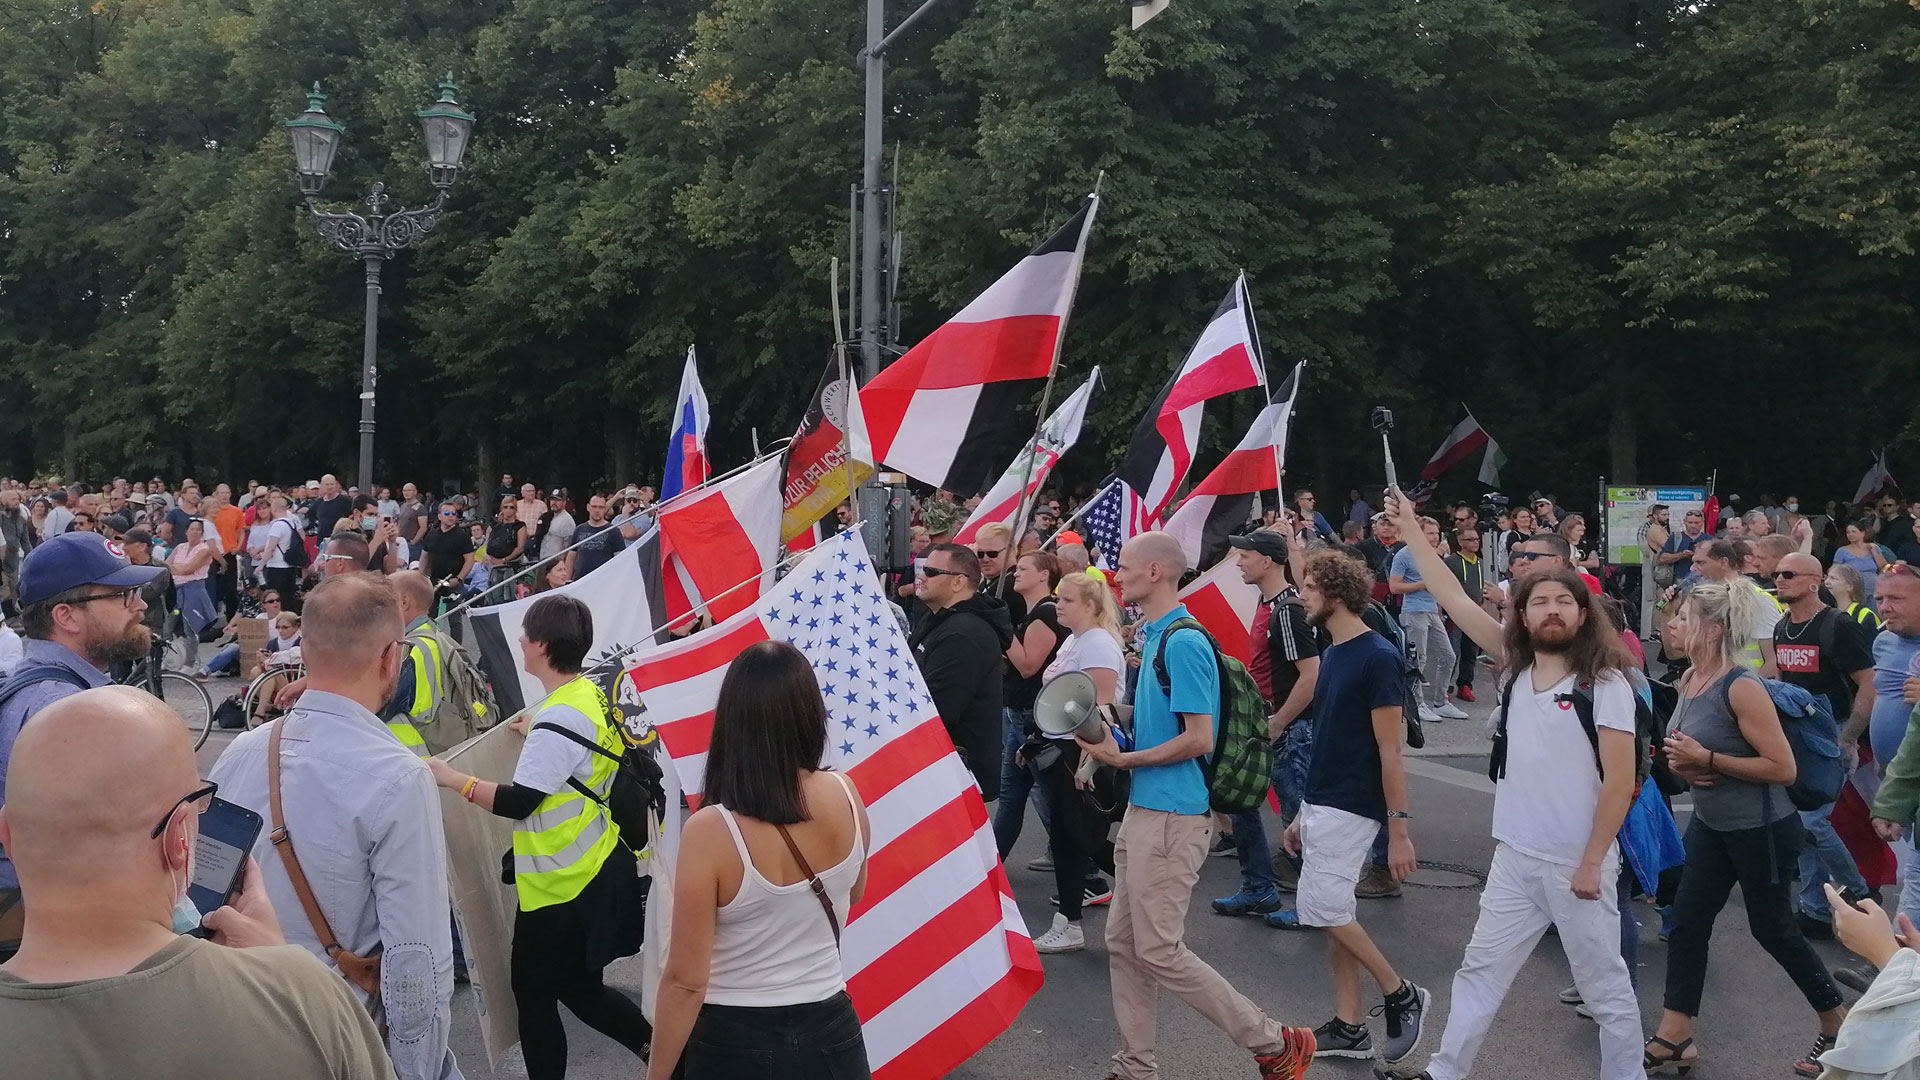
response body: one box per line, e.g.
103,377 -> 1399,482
1434,701 -> 1469,720
1026,850 -> 1055,872
1310,1017 -> 1373,1059
1417,703 -> 1444,724
1793,1032 -> 1838,1078
1052,879 -> 1113,908
1373,1069 -> 1433,1080
1835,961 -> 1880,994
1375,980 -> 1431,1065
1558,983 -> 1583,1005
1209,831 -> 1238,857
1355,863 -> 1403,899
1262,908 -> 1308,931
1574,1002 -> 1594,1020
1033,912 -> 1085,954
1212,887 -> 1285,917
1256,1026 -> 1318,1079
1797,912 -> 1835,941
1457,685 -> 1476,703
1272,854 -> 1301,893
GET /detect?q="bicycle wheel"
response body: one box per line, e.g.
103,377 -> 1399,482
157,671 -> 215,751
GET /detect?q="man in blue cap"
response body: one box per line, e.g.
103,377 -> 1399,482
0,531 -> 163,959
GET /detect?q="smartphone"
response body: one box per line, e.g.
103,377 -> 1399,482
186,797 -> 263,935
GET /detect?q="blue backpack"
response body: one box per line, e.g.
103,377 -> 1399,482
1728,676 -> 1844,811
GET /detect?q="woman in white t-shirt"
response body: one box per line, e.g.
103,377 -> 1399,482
1027,571 -> 1126,955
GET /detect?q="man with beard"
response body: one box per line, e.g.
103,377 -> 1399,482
1279,547 -> 1427,1066
210,573 -> 464,1080
0,531 -> 165,958
1376,494 -> 1641,1080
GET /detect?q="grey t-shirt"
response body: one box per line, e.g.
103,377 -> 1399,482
0,936 -> 395,1080
1672,668 -> 1794,831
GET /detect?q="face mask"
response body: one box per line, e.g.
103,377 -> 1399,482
362,516 -> 378,531
168,822 -> 201,935
1785,502 -> 1799,513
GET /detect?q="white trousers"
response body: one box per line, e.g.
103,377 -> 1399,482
1427,844 -> 1643,1080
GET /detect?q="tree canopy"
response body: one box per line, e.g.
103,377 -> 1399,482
1,0 -> 1914,504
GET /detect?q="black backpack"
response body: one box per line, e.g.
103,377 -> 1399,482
1490,672 -> 1675,795
530,721 -> 666,847
276,519 -> 309,569
1363,601 -> 1426,749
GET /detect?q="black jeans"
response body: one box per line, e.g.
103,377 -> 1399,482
511,852 -> 652,1080
684,992 -> 870,1080
264,566 -> 301,613
1036,741 -> 1115,920
1662,814 -> 1843,1017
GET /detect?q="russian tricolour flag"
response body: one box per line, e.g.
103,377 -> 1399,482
663,345 -> 710,502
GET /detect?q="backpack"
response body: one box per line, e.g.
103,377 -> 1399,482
529,720 -> 667,847
1721,676 -> 1844,812
1490,671 -> 1669,795
1364,601 -> 1426,749
405,626 -> 497,755
0,665 -> 93,712
1151,617 -> 1272,815
274,518 -> 309,569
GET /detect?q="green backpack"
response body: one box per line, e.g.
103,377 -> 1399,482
1151,617 -> 1273,815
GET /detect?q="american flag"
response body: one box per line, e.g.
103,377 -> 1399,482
627,531 -> 1043,1079
1082,477 -> 1156,570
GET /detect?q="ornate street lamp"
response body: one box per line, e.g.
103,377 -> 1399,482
285,76 -> 477,493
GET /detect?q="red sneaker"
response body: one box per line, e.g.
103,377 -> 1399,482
1457,685 -> 1475,703
1255,1026 -> 1316,1079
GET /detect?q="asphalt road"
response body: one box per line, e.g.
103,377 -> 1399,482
192,682 -> 1882,1080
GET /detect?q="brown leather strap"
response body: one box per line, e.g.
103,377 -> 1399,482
773,823 -> 841,946
267,721 -> 382,996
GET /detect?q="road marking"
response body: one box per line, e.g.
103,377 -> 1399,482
1405,757 -> 1494,794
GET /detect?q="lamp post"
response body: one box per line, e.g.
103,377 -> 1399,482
286,77 -> 476,493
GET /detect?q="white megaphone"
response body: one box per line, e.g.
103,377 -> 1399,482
1033,670 -> 1107,743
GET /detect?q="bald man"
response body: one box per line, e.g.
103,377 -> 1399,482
1075,532 -> 1317,1078
0,687 -> 393,1079
1771,550 -> 1878,936
210,574 -> 464,1080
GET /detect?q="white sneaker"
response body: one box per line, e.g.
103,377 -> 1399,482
1435,701 -> 1469,720
1033,912 -> 1084,954
1417,703 -> 1444,724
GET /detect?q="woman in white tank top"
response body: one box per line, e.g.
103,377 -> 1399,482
648,641 -> 873,1080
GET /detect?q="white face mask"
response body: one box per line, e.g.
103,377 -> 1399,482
1785,502 -> 1799,513
167,820 -> 201,935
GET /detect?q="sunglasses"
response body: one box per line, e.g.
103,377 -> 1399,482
151,781 -> 218,839
974,548 -> 1004,559
1887,562 -> 1920,579
1771,570 -> 1813,581
919,567 -> 968,580
1512,551 -> 1549,562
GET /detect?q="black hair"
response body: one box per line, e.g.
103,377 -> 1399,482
924,542 -> 981,586
702,641 -> 828,825
522,594 -> 592,673
352,494 -> 378,512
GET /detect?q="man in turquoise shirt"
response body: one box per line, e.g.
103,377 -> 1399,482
1078,531 -> 1315,1080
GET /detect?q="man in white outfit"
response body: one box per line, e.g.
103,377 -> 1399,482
1375,492 -> 1643,1080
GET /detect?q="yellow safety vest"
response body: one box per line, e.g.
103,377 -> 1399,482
512,678 -> 622,912
384,635 -> 442,758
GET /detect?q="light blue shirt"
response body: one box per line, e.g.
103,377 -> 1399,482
1391,546 -> 1438,614
0,638 -> 112,891
1870,630 -> 1920,764
1129,605 -> 1220,816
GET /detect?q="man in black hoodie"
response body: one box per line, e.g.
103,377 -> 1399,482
911,542 -> 1014,800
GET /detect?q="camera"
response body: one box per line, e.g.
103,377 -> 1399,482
1370,407 -> 1395,433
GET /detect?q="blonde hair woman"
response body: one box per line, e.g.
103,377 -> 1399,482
1647,581 -> 1843,1077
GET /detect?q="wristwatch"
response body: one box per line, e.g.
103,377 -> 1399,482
1386,810 -> 1413,821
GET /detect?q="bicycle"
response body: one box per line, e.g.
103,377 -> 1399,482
240,661 -> 305,729
117,630 -> 215,751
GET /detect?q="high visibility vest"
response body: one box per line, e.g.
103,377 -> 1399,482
384,635 -> 442,758
511,678 -> 622,912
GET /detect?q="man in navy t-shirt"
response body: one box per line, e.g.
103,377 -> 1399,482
566,495 -> 629,580
1276,547 -> 1429,1066
1076,531 -> 1315,1080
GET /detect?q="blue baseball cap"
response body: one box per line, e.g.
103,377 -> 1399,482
18,531 -> 165,607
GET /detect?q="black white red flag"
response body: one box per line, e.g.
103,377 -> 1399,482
1161,362 -> 1303,571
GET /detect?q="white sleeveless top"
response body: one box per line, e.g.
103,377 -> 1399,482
705,771 -> 865,1007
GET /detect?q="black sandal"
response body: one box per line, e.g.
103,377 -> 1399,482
1793,1032 -> 1837,1078
1645,1035 -> 1699,1075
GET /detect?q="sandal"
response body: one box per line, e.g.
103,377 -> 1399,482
1644,1035 -> 1700,1076
1792,1032 -> 1837,1078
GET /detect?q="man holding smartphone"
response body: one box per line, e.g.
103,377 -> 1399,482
0,686 -> 393,1079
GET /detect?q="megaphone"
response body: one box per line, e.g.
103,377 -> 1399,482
1034,671 -> 1107,743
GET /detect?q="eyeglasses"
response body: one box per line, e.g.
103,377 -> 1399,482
63,587 -> 141,610
919,567 -> 967,580
150,781 -> 218,839
974,548 -> 1004,559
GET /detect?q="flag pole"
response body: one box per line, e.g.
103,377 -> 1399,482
830,256 -> 861,542
1240,270 -> 1287,527
1004,183 -> 1103,592
1041,476 -> 1118,550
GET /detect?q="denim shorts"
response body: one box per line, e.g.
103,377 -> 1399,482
685,991 -> 871,1080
